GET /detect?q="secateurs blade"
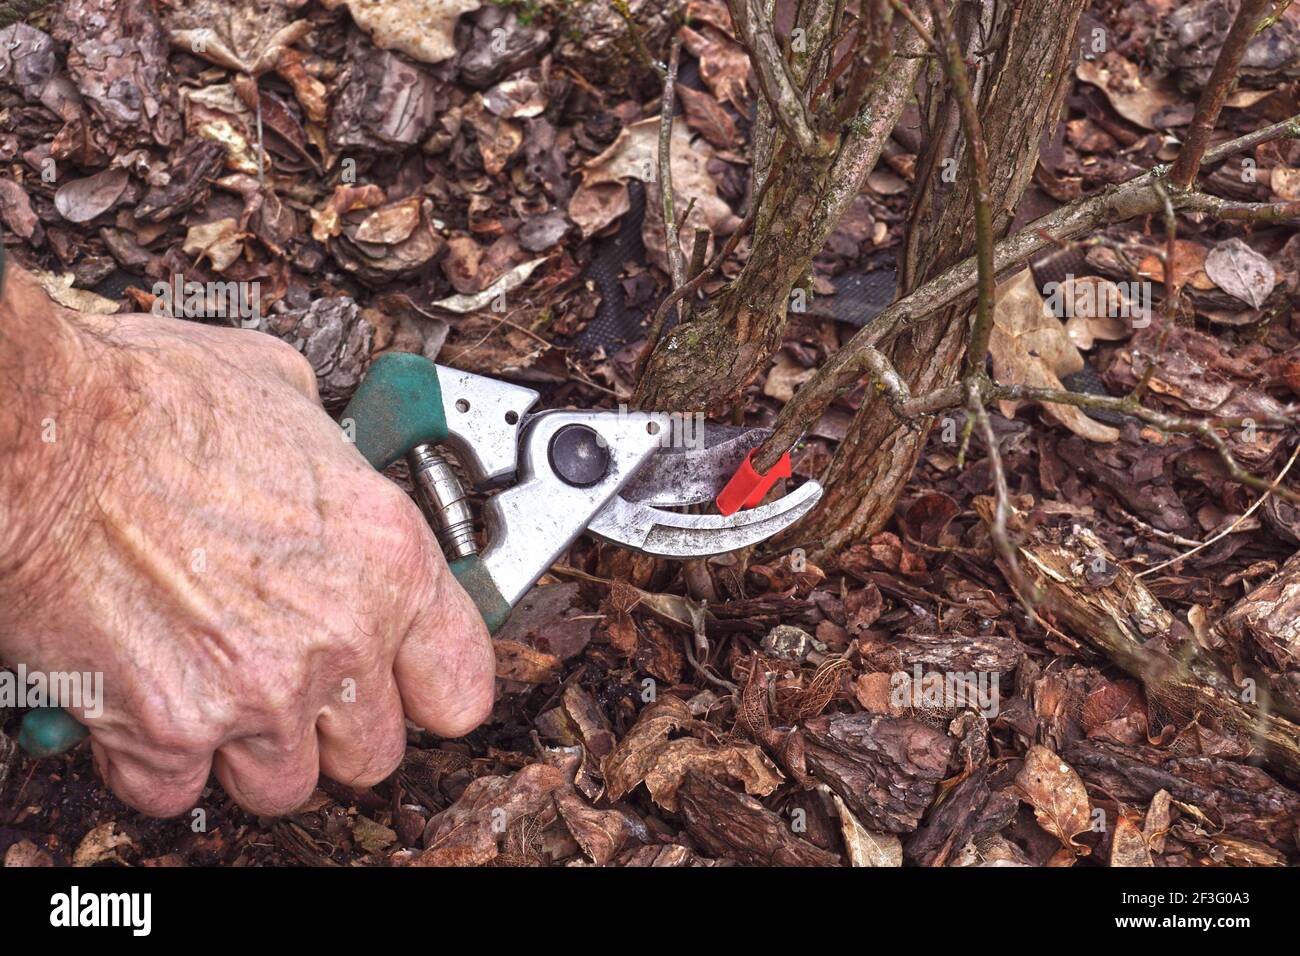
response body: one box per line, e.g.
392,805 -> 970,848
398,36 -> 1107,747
340,353 -> 821,632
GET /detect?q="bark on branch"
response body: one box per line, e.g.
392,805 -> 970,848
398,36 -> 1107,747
975,501 -> 1300,783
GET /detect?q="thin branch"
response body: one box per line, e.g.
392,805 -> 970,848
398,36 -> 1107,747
658,38 -> 687,295
1137,441 -> 1300,578
987,381 -> 1300,504
613,0 -> 668,78
925,0 -> 995,380
752,114 -> 1300,472
1169,0 -> 1274,189
966,381 -> 1026,597
1129,182 -> 1178,405
729,0 -> 834,156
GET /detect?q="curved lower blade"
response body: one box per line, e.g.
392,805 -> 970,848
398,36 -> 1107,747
587,481 -> 822,557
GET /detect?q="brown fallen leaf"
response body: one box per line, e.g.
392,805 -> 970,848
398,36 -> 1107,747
182,218 -> 246,272
989,269 -> 1119,443
73,822 -> 135,867
1205,237 -> 1276,309
54,168 -> 130,223
167,0 -> 311,76
4,840 -> 54,867
1015,744 -> 1092,855
570,117 -> 740,245
1110,813 -> 1154,867
554,789 -> 635,865
352,197 -> 422,245
310,184 -> 387,243
322,0 -> 481,65
1076,52 -> 1189,130
833,793 -> 902,867
675,82 -> 736,149
493,638 -> 560,684
1136,239 -> 1215,291
414,763 -> 568,866
603,696 -> 781,811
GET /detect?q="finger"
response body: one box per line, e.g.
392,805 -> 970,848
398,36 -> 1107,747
393,569 -> 496,738
212,728 -> 321,817
91,739 -> 213,818
316,670 -> 407,789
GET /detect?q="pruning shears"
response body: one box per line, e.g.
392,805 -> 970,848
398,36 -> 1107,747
18,353 -> 820,756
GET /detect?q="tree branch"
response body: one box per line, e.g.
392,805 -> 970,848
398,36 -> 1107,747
729,0 -> 834,156
1168,0 -> 1274,189
924,0 -> 995,379
752,114 -> 1300,473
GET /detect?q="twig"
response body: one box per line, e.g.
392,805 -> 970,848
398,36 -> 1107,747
987,381 -> 1300,504
613,0 -> 668,78
728,0 -> 834,156
966,382 -> 1023,592
1129,181 -> 1178,404
1137,441 -> 1300,578
752,114 -> 1300,471
1169,0 -> 1273,190
658,39 -> 687,296
925,0 -> 995,380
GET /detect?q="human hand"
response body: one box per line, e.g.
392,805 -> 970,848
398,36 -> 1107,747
0,266 -> 495,816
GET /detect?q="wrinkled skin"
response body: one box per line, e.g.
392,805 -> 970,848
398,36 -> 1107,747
0,267 -> 495,817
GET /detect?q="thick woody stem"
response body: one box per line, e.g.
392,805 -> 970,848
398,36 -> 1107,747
751,115 -> 1300,473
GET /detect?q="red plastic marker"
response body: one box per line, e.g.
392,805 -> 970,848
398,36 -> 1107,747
715,448 -> 793,516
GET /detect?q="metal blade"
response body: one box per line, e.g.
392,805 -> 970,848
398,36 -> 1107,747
587,480 -> 822,557
618,424 -> 771,507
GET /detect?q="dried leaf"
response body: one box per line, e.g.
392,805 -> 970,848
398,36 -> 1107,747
1015,745 -> 1092,854
833,793 -> 902,867
31,270 -> 119,313
54,168 -> 129,223
322,0 -> 481,65
414,763 -> 567,866
73,822 -> 134,867
1076,53 -> 1189,130
1205,237 -> 1276,309
989,270 -> 1119,443
430,257 -> 546,314
603,696 -> 781,811
183,218 -> 246,272
554,790 -> 634,865
1110,813 -> 1154,866
167,0 -> 311,76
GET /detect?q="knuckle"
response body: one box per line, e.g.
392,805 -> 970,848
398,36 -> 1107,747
241,770 -> 318,817
264,336 -> 319,396
136,707 -> 218,757
346,728 -> 406,789
127,781 -> 204,818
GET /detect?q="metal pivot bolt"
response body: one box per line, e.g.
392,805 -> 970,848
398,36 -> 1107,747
548,424 -> 611,487
408,443 -> 478,559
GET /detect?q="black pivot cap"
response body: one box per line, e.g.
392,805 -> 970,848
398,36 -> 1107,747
548,424 -> 610,487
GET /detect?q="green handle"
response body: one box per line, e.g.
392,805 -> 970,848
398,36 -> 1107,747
342,351 -> 450,470
17,354 -> 511,759
343,354 -> 511,629
18,707 -> 88,757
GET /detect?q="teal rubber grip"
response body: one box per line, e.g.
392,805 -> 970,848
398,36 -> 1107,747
344,354 -> 512,631
18,706 -> 88,757
449,555 -> 513,634
341,352 -> 450,470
